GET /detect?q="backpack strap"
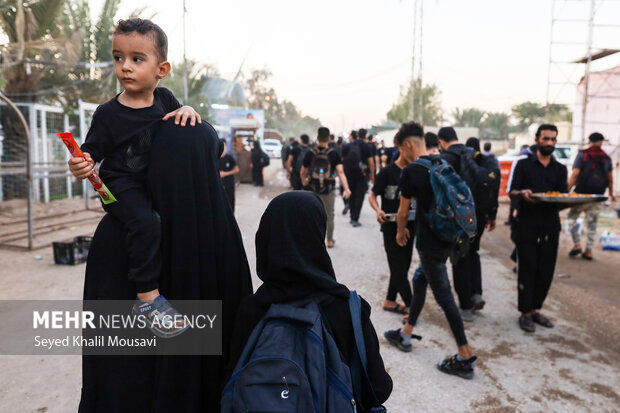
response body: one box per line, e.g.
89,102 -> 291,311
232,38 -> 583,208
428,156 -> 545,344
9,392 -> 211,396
413,158 -> 432,169
348,291 -> 386,413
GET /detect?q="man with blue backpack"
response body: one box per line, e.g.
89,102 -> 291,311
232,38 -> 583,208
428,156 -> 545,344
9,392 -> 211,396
437,129 -> 501,322
383,122 -> 478,380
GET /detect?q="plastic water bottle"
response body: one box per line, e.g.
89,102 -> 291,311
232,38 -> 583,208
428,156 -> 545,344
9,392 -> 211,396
319,168 -> 325,188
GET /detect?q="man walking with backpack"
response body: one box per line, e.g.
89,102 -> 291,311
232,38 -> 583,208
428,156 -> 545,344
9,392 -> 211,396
567,132 -> 615,260
438,128 -> 500,321
342,130 -> 374,227
286,134 -> 310,190
383,122 -> 477,380
301,127 -> 351,248
510,124 -> 567,333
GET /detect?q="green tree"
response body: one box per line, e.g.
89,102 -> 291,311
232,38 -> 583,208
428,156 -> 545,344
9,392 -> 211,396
0,0 -> 82,101
481,112 -> 510,139
386,78 -> 442,125
511,101 -> 545,129
546,103 -> 572,123
453,107 -> 485,128
245,68 -> 321,137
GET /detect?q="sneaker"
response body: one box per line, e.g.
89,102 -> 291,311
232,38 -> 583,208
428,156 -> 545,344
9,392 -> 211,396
342,205 -> 349,215
384,329 -> 412,352
132,295 -> 189,338
460,308 -> 474,323
351,220 -> 362,227
471,294 -> 485,311
437,354 -> 477,380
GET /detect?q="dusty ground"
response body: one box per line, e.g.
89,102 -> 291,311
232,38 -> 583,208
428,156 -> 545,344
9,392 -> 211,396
0,163 -> 619,413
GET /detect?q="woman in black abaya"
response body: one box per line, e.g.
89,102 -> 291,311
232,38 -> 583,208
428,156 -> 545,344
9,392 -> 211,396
226,191 -> 392,409
79,120 -> 252,412
250,140 -> 268,186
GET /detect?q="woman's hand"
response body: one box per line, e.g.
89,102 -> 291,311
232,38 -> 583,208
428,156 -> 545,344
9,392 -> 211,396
162,105 -> 201,126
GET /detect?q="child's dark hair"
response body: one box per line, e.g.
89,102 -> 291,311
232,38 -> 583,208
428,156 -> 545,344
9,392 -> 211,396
114,18 -> 168,62
394,122 -> 424,146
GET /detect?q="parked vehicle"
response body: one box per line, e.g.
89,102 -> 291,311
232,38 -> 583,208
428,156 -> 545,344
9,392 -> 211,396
262,138 -> 283,158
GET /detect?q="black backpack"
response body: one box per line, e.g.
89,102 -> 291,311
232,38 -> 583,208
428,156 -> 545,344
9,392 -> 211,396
342,142 -> 362,174
453,147 -> 501,216
575,150 -> 610,194
308,148 -> 335,194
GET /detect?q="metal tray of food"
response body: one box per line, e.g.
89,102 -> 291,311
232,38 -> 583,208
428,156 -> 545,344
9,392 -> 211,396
531,193 -> 607,205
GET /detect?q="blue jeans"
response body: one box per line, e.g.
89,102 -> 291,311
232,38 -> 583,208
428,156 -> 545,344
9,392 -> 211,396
407,251 -> 468,347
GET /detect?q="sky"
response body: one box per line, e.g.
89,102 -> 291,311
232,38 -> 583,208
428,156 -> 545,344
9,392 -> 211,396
91,0 -> 620,133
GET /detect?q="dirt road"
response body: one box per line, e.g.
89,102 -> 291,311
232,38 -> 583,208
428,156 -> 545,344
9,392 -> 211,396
0,163 -> 619,412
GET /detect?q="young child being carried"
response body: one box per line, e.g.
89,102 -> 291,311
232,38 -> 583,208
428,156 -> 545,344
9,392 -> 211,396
69,18 -> 201,337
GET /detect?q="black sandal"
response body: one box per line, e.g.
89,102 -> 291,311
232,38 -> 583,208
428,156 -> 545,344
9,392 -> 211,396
519,315 -> 536,333
383,303 -> 408,315
532,312 -> 554,328
569,247 -> 582,257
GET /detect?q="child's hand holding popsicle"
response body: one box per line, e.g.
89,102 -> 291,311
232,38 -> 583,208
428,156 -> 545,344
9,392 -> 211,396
68,152 -> 95,179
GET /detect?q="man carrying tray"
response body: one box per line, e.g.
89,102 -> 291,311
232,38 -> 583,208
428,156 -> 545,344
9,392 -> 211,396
566,132 -> 616,261
509,124 -> 567,333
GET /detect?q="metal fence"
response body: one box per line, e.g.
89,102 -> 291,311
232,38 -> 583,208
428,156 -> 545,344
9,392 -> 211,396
0,100 -> 101,249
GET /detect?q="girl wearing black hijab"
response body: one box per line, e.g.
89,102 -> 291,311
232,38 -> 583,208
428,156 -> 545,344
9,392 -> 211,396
250,140 -> 268,186
226,191 -> 392,408
79,120 -> 252,412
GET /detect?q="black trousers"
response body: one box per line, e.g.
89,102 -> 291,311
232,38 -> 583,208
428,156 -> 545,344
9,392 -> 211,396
252,165 -> 264,186
452,214 -> 487,309
382,222 -> 414,305
223,183 -> 235,212
290,172 -> 302,190
104,187 -> 161,293
348,175 -> 367,221
407,251 -> 468,347
516,228 -> 559,313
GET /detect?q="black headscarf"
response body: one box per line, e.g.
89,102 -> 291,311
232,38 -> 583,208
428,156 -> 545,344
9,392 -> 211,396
251,140 -> 264,164
253,191 -> 349,305
465,137 -> 480,152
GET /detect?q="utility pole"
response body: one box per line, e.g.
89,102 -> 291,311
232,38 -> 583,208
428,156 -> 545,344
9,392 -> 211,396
581,0 -> 596,146
417,0 -> 424,124
409,0 -> 418,121
183,0 -> 188,103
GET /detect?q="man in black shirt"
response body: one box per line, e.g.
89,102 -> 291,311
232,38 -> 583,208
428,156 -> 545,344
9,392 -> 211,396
286,134 -> 310,190
509,124 -> 567,333
369,133 -> 416,315
219,139 -> 239,212
438,127 -> 498,321
342,130 -> 374,227
383,122 -> 477,380
301,127 -> 351,248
